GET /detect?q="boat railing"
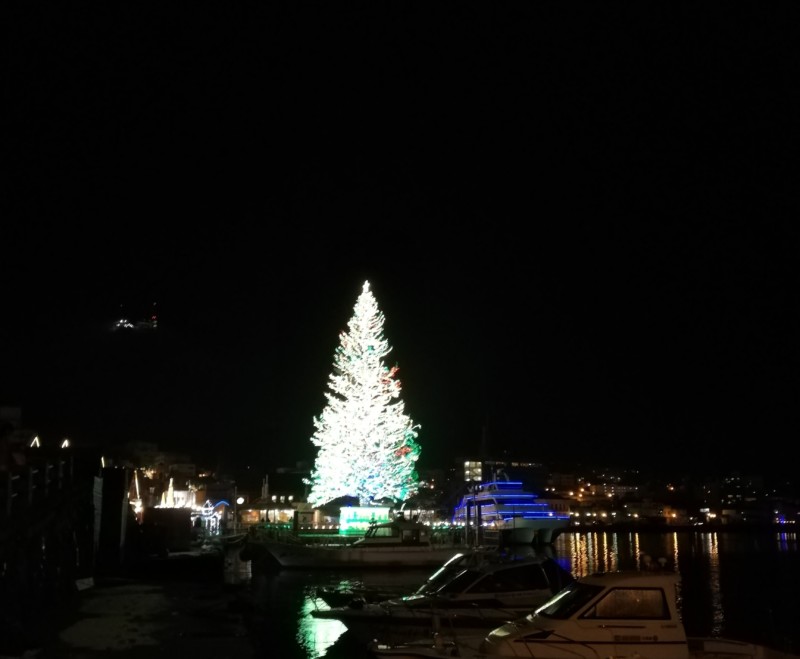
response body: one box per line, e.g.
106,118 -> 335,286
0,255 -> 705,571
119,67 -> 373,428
245,522 -> 494,552
247,524 -> 356,547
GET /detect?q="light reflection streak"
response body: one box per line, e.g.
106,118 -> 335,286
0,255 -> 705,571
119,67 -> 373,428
776,532 -> 797,552
670,531 -> 679,568
555,531 -> 652,576
296,586 -> 348,658
609,532 -> 620,572
632,532 -> 641,570
703,532 -> 723,637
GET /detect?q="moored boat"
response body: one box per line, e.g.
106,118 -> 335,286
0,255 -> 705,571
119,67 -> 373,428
244,515 -> 475,569
312,551 -> 574,646
452,480 -> 571,546
314,546 -> 511,607
367,569 -> 800,659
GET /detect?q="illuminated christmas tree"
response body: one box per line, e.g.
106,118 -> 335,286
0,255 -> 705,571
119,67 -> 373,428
305,281 -> 421,507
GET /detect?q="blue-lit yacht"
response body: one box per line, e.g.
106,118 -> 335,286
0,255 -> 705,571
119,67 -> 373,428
452,480 -> 571,546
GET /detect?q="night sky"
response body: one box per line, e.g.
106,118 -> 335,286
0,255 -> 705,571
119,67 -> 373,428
5,4 -> 797,478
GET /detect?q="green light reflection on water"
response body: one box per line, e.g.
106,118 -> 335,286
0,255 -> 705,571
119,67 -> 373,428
296,586 -> 348,659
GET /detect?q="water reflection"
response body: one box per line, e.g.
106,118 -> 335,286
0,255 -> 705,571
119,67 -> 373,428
249,530 -> 799,659
296,591 -> 347,658
555,530 -> 708,576
249,566 -> 433,659
698,532 -> 723,637
777,532 -> 798,552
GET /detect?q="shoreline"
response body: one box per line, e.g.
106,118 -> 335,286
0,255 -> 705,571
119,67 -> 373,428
563,522 -> 797,534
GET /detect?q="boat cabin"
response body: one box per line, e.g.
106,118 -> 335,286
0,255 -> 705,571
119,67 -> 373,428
351,516 -> 432,547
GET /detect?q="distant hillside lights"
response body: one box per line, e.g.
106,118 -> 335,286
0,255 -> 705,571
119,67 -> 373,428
112,316 -> 157,331
111,302 -> 158,331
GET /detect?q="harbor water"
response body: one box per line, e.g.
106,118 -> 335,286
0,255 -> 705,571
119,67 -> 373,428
242,529 -> 800,659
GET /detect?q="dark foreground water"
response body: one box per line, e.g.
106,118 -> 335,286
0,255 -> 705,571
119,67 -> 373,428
240,529 -> 800,659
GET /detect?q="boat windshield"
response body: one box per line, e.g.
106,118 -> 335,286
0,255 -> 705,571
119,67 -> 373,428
435,569 -> 483,595
532,581 -> 605,620
363,524 -> 399,540
416,567 -> 465,595
414,551 -> 494,595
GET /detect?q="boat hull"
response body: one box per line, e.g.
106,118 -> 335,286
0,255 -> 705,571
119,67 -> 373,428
369,634 -> 485,659
256,540 -> 467,569
326,610 -> 526,647
370,634 -> 800,659
498,517 -> 570,545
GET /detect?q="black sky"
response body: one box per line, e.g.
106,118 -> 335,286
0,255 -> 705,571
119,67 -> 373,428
5,3 -> 798,477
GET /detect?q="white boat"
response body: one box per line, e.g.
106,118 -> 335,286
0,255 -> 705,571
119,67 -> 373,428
312,551 -> 574,646
245,516 -> 474,569
314,546 -> 512,607
452,480 -> 571,546
368,569 -> 800,659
